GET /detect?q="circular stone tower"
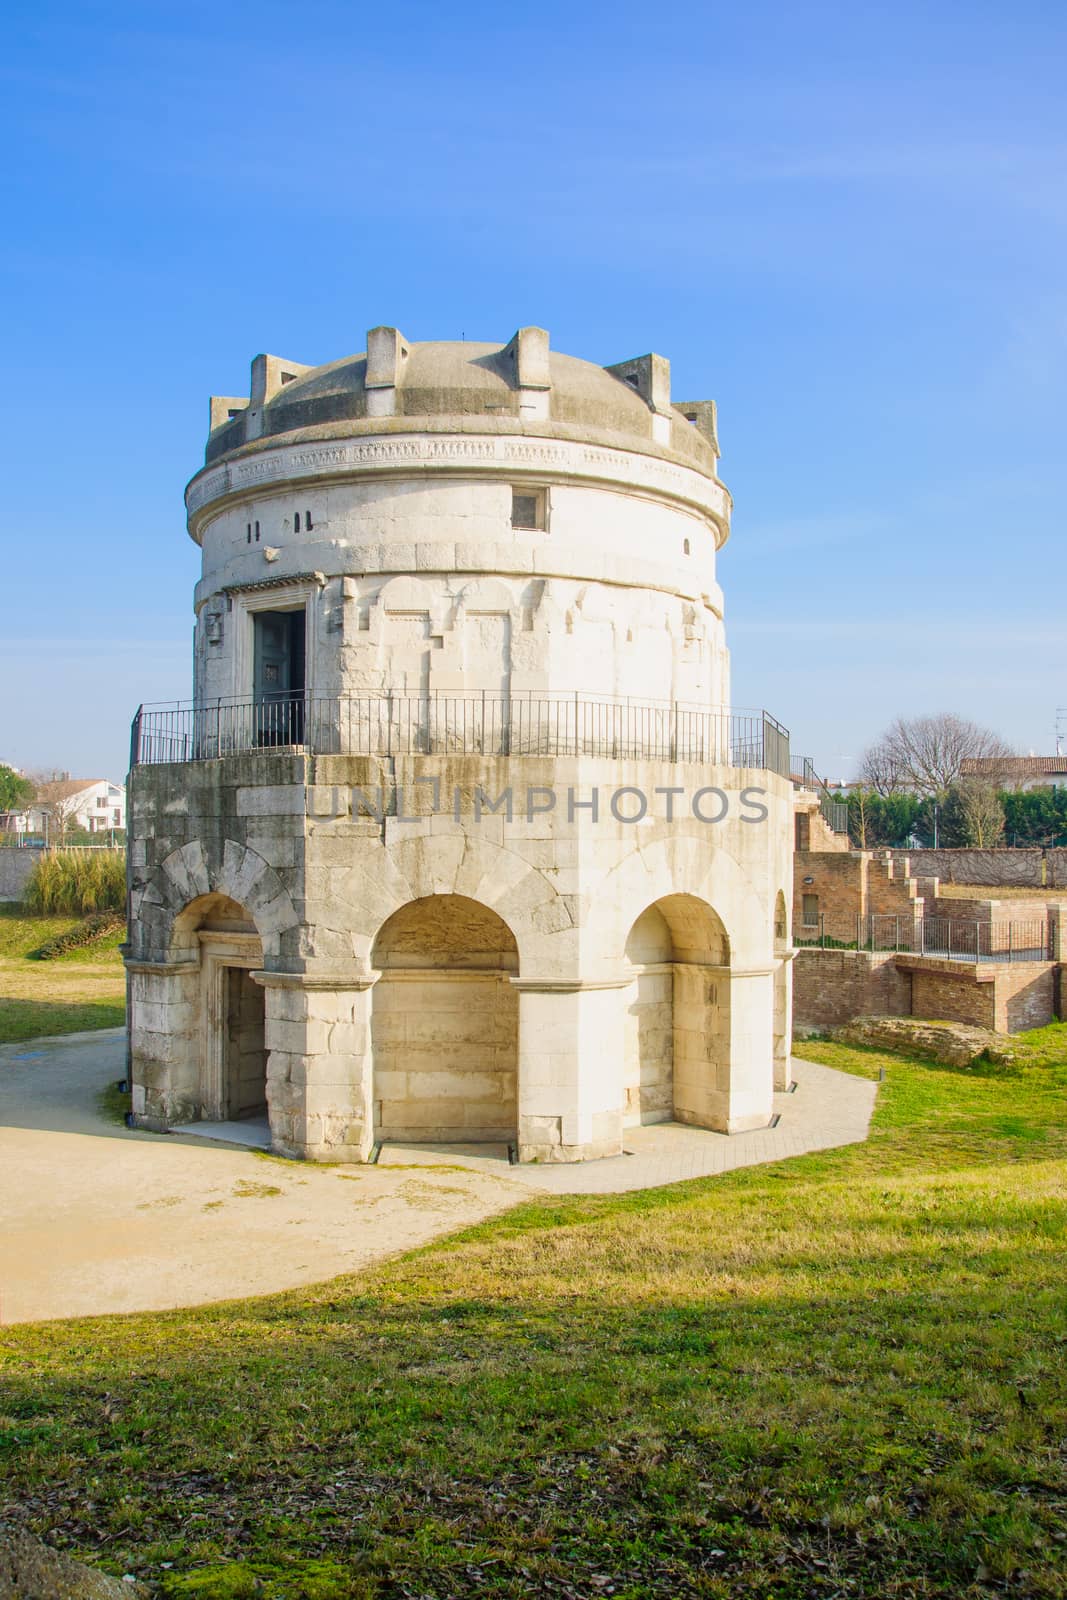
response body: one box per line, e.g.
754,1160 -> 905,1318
126,326 -> 794,1164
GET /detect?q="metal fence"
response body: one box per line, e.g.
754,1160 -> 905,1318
792,755 -> 849,834
130,693 -> 791,777
794,912 -> 1052,963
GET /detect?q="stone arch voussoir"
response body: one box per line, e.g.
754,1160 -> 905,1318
146,839 -> 298,958
359,833 -> 569,972
587,830 -> 769,967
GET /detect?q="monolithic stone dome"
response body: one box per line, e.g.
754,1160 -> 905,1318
203,327 -> 721,475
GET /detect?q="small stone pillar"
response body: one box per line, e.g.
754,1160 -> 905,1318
513,978 -> 629,1162
722,968 -> 776,1131
773,950 -> 796,1091
126,958 -> 201,1127
255,972 -> 377,1160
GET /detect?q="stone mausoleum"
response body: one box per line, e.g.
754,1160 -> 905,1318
126,327 -> 794,1163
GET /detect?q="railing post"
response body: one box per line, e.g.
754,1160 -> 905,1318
820,912 -> 825,949
1008,922 -> 1013,962
574,690 -> 579,756
129,707 -> 143,771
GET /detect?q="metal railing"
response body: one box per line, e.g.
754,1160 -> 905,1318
794,912 -> 1052,963
792,756 -> 849,834
130,693 -> 791,777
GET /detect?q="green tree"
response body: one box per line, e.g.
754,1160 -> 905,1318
0,764 -> 34,819
847,789 -> 924,848
1001,786 -> 1067,845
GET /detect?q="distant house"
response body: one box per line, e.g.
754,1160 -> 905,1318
28,778 -> 127,837
961,756 -> 1067,792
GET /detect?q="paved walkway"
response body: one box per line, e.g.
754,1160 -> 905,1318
0,1030 -> 876,1326
380,1058 -> 876,1193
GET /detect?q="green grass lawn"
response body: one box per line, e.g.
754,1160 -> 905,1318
0,905 -> 125,1043
1,1039 -> 1066,1598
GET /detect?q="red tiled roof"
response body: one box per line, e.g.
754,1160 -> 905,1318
961,756 -> 1067,776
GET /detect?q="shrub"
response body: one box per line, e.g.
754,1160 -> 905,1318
31,910 -> 125,960
23,850 -> 126,915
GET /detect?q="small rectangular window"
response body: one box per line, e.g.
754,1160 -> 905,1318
512,488 -> 546,531
802,894 -> 819,926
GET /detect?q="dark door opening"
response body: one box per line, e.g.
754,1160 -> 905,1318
225,967 -> 267,1120
253,609 -> 306,744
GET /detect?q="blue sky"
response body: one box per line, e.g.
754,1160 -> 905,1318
2,0 -> 1065,782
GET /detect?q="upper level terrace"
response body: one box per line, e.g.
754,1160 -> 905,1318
129,692 -> 790,777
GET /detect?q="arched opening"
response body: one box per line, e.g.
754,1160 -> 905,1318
773,890 -> 791,1090
173,893 -> 267,1125
371,894 -> 519,1145
623,894 -> 730,1128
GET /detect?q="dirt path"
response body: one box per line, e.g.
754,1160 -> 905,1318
0,1030 -> 529,1326
0,1032 -> 875,1327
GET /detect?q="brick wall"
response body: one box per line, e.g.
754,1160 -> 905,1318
794,850 -> 925,938
792,948 -> 911,1028
909,967 -> 997,1030
866,855 -> 926,919
795,949 -> 1061,1035
929,897 -> 1052,924
991,964 -> 1057,1032
793,851 -> 868,933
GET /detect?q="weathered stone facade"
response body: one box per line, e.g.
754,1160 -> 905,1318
127,328 -> 793,1162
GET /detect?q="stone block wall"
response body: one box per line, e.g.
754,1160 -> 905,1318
0,848 -> 40,902
127,752 -> 794,1161
372,971 -> 519,1141
886,849 -> 1045,887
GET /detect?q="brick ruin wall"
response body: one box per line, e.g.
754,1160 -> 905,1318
792,949 -> 911,1029
795,949 -> 1060,1035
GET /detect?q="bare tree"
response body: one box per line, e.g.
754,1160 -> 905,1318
27,777 -> 89,844
849,785 -> 874,848
944,779 -> 1006,847
858,714 -> 1014,798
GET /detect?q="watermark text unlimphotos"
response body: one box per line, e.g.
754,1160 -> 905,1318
330,779 -> 769,826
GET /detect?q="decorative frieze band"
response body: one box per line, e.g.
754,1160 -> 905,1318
186,432 -> 728,530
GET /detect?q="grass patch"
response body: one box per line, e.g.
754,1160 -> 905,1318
96,1079 -> 132,1127
1,1042 -> 1065,1597
0,906 -> 125,1043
